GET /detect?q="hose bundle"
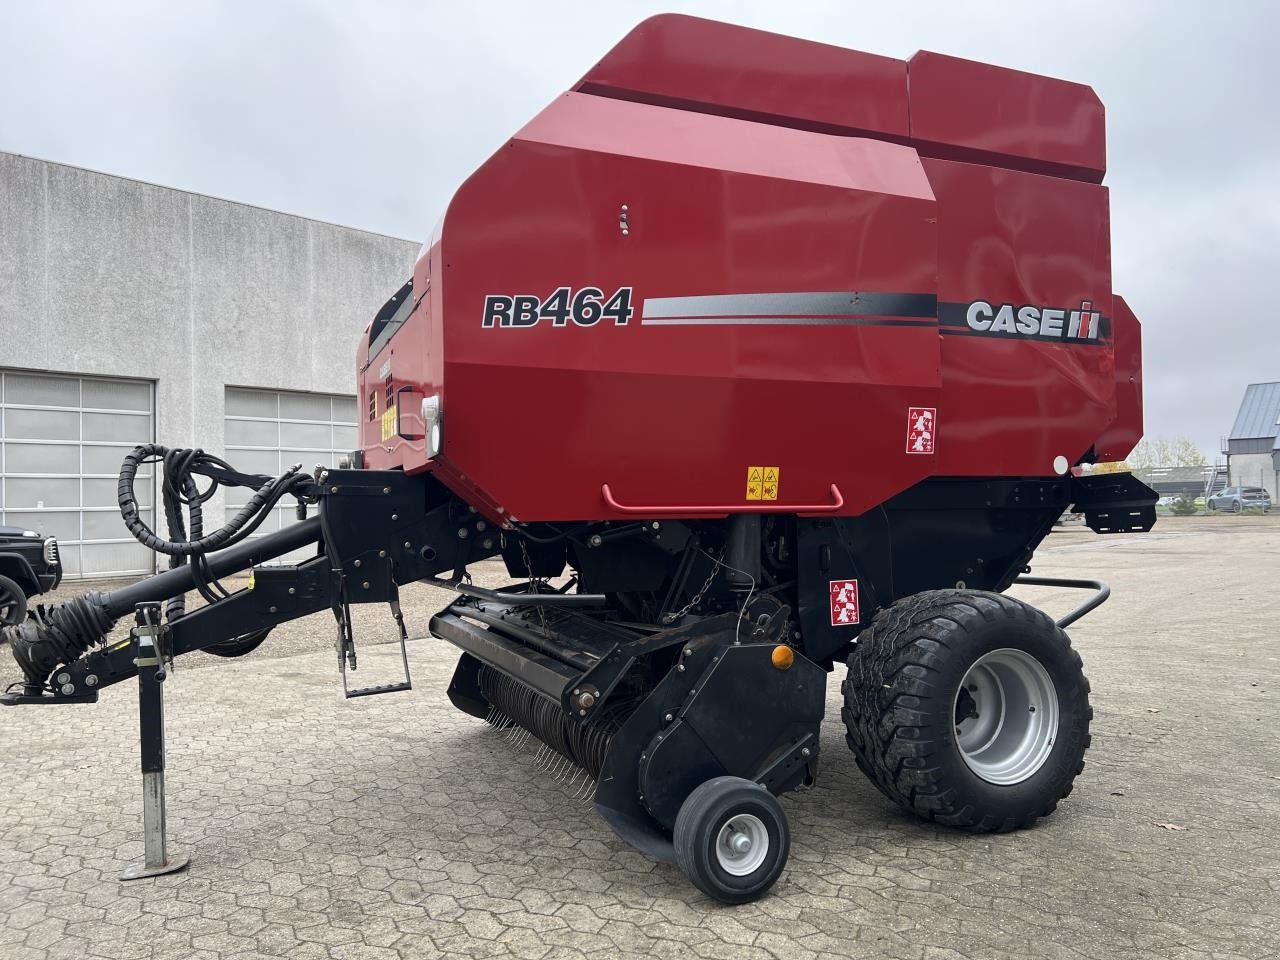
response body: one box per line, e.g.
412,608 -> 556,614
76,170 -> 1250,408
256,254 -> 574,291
118,444 -> 312,614
2,445 -> 315,691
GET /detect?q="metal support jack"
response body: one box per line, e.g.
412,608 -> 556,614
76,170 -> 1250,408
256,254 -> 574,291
119,603 -> 190,881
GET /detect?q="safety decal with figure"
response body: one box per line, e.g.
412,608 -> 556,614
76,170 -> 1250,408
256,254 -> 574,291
906,406 -> 936,455
830,579 -> 860,626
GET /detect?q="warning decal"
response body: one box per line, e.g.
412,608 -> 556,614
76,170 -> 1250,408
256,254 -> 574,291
381,405 -> 398,442
906,406 -> 936,455
745,466 -> 780,501
830,579 -> 860,626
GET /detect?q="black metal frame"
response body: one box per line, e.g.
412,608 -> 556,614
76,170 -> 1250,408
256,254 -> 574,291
0,462 -> 1150,872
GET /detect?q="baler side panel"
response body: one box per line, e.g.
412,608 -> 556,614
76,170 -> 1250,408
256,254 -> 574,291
576,13 -> 910,140
358,235 -> 444,473
1093,294 -> 1143,462
906,51 -> 1106,184
924,157 -> 1117,477
436,94 -> 940,521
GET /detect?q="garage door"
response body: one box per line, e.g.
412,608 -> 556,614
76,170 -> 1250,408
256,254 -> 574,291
0,370 -> 155,579
224,387 -> 358,547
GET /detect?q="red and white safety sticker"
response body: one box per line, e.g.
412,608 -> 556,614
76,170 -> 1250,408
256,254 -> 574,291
829,579 -> 860,626
906,406 -> 936,455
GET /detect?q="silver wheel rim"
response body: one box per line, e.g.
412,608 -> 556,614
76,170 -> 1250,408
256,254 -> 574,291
714,814 -> 768,876
954,648 -> 1058,785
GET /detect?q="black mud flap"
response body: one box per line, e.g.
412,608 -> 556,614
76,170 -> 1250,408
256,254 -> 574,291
593,612 -> 824,859
1069,472 -> 1158,534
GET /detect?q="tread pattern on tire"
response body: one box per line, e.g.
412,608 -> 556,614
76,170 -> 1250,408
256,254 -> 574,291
673,776 -> 789,905
840,589 -> 1092,833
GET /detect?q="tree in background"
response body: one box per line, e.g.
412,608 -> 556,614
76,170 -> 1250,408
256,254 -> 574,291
1126,436 -> 1207,470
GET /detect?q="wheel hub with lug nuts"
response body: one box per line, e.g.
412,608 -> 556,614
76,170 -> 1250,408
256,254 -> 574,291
714,814 -> 769,876
953,647 -> 1059,785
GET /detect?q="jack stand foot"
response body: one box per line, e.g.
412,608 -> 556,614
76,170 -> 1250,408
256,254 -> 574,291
120,853 -> 190,881
119,603 -> 190,882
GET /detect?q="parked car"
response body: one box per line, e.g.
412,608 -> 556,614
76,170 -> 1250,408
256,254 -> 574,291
1206,486 -> 1272,513
0,525 -> 62,626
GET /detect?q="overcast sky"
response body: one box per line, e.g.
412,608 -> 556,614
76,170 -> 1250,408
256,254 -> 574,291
2,1 -> 1276,459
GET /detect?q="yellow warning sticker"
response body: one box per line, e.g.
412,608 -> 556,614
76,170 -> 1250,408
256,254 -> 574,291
746,466 -> 780,501
380,404 -> 398,442
247,569 -> 255,591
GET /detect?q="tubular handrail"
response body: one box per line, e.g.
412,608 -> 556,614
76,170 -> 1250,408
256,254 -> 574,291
600,482 -> 844,517
1013,576 -> 1111,629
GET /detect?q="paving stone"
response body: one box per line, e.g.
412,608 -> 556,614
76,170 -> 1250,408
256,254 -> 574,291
1,521 -> 1277,959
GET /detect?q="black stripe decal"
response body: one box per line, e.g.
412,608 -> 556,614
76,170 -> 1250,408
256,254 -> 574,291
642,291 -> 937,325
639,315 -> 937,328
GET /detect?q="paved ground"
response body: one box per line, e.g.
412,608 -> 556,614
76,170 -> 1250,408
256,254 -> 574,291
1,514 -> 1277,959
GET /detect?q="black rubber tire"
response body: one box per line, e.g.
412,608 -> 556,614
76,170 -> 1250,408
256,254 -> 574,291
204,628 -> 271,658
840,589 -> 1091,832
673,776 -> 790,904
1232,501 -> 1242,514
0,574 -> 29,628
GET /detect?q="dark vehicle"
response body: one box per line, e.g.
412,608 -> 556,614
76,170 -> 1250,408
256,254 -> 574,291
0,525 -> 61,627
1207,486 -> 1272,513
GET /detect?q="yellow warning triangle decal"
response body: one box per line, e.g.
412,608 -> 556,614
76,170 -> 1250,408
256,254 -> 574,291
749,468 -> 762,481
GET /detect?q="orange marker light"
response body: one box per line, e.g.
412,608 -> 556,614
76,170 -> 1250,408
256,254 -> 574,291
771,645 -> 795,670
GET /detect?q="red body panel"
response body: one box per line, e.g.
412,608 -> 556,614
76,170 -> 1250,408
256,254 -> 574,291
1094,295 -> 1144,462
907,51 -> 1106,184
357,16 -> 1144,524
925,157 -> 1115,476
575,15 -> 910,140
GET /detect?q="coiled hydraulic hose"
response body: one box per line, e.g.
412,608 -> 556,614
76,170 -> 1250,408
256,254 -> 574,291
3,445 -> 314,692
118,444 -> 310,612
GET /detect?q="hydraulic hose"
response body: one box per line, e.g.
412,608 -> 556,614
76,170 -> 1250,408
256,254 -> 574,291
2,445 -> 319,692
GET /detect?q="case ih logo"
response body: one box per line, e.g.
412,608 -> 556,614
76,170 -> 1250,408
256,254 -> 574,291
965,299 -> 1104,342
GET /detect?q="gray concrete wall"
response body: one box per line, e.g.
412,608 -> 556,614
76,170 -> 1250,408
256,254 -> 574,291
1228,452 -> 1279,500
0,150 -> 419,456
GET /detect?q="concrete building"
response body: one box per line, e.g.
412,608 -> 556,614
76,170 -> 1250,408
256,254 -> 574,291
0,151 -> 419,578
1224,382 -> 1280,500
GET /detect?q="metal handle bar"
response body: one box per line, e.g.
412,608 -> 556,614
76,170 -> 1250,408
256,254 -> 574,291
600,483 -> 844,517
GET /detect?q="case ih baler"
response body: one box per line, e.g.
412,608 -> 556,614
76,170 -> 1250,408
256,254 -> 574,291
3,16 -> 1155,902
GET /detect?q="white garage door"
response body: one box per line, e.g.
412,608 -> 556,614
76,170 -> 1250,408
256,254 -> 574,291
224,387 -> 358,543
0,370 -> 155,579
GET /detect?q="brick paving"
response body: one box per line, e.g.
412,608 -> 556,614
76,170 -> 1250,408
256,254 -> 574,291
1,516 -> 1277,959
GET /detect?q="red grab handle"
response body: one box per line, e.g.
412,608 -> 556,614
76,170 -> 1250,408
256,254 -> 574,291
600,483 -> 844,516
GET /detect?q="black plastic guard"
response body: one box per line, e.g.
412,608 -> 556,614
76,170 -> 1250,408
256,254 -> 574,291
638,643 -> 824,829
1069,472 -> 1159,534
593,612 -> 825,850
